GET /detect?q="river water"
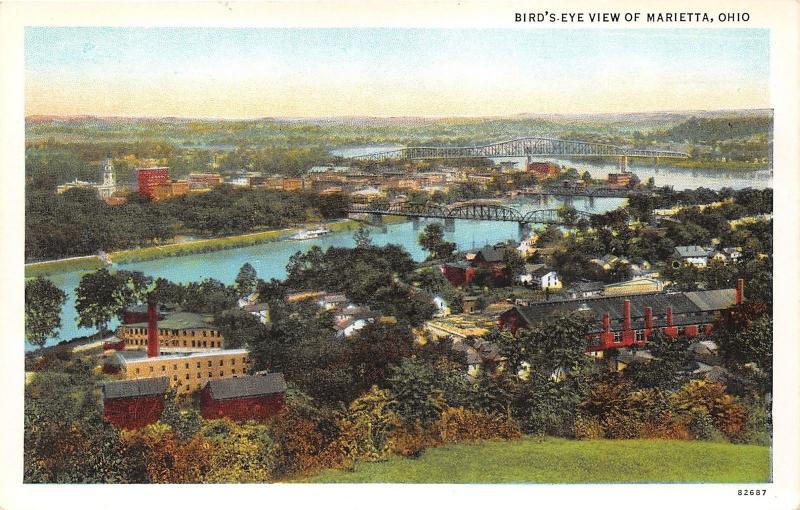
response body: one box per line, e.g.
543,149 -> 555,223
30,158 -> 772,351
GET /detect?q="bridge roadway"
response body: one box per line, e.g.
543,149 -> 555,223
351,136 -> 690,162
346,200 -> 593,226
512,186 -> 656,199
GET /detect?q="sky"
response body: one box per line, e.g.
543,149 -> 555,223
25,27 -> 769,118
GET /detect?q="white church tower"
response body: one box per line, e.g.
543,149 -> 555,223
97,158 -> 116,198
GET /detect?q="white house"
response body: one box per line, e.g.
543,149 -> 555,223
519,264 -> 561,289
673,245 -> 714,267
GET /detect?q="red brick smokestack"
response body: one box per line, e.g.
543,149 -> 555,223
602,312 -> 610,333
623,300 -> 631,331
736,278 -> 744,305
666,306 -> 673,328
147,301 -> 159,358
645,307 -> 653,330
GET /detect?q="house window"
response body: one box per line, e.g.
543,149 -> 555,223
202,341 -> 207,347
173,364 -> 177,370
677,327 -> 685,335
634,330 -> 644,341
161,365 -> 166,372
185,363 -> 189,369
135,368 -> 140,374
208,361 -> 212,367
242,357 -> 247,364
173,375 -> 177,381
185,373 -> 190,380
219,360 -> 224,366
196,362 -> 201,369
613,332 -> 621,343
208,372 -> 212,378
219,371 -> 224,377
191,340 -> 196,347
232,368 -> 236,374
203,331 -> 207,337
191,331 -> 195,337
197,373 -> 201,379
149,366 -> 154,373
232,359 -> 236,365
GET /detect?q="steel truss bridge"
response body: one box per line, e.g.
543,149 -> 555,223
514,186 -> 655,199
351,136 -> 689,162
347,200 -> 593,226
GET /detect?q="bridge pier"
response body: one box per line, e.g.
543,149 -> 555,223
369,213 -> 383,225
587,195 -> 595,209
409,216 -> 420,230
518,222 -> 531,240
444,218 -> 455,232
618,156 -> 628,173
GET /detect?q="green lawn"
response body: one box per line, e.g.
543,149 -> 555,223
306,437 -> 770,483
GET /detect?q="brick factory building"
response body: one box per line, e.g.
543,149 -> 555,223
498,280 -> 744,353
525,160 -> 560,178
101,376 -> 169,429
607,173 -> 632,187
200,373 -> 287,422
115,311 -> 224,352
187,172 -> 224,189
134,167 -> 170,198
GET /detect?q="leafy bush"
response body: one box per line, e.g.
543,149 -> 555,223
432,407 -> 521,444
574,416 -> 604,440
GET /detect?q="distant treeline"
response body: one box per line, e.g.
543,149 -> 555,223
25,187 -> 349,262
657,116 -> 772,144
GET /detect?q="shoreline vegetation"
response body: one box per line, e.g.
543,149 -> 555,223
24,219 -> 354,277
24,215 -> 409,278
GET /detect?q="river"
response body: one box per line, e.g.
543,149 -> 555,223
30,157 -> 772,351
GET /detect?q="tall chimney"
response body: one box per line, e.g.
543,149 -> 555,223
736,278 -> 744,305
623,299 -> 631,331
147,301 -> 159,358
666,306 -> 673,328
602,312 -> 610,333
645,306 -> 653,331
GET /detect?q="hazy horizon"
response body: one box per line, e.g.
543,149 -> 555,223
26,27 -> 769,118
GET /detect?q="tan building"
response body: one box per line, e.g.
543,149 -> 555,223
152,179 -> 190,200
188,172 -> 224,189
116,312 -> 224,352
603,277 -> 664,297
109,349 -> 251,394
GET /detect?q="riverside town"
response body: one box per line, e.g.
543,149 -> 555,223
22,26 -> 774,485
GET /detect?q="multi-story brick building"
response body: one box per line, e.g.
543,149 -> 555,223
108,349 -> 251,395
134,167 -> 170,198
116,312 -> 225,352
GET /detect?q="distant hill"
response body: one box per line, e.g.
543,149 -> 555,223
660,115 -> 773,143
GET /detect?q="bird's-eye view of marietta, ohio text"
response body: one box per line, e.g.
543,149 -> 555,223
23,27 -> 773,484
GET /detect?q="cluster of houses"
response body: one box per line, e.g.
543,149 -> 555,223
672,245 -> 743,268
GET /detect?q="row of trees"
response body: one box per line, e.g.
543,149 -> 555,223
26,185 -> 350,261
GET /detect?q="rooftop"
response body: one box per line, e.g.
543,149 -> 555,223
124,311 -> 215,330
116,349 -> 250,365
102,376 -> 169,400
205,373 -> 286,400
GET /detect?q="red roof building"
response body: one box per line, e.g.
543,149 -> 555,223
200,373 -> 286,422
101,376 -> 168,429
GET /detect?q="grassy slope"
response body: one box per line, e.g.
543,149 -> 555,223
306,437 -> 770,483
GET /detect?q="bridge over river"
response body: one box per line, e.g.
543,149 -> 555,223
351,136 -> 689,171
347,200 -> 593,227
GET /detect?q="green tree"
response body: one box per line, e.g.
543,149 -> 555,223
556,204 -> 579,226
418,223 -> 447,260
353,224 -> 373,248
624,331 -> 692,390
387,357 -> 446,426
74,268 -> 126,335
25,276 -> 67,350
234,262 -> 258,297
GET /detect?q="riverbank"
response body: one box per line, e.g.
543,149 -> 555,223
24,218 -> 366,277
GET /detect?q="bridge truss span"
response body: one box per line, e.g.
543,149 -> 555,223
352,136 -> 689,161
347,201 -> 593,226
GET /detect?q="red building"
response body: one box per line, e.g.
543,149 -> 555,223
440,263 -> 477,286
498,280 -> 744,352
525,160 -> 560,178
200,373 -> 286,422
101,376 -> 168,429
135,167 -> 170,199
607,173 -> 631,187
